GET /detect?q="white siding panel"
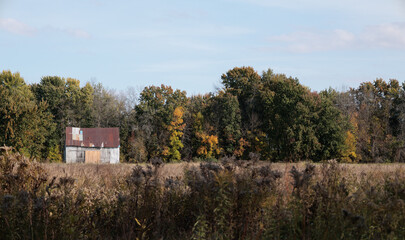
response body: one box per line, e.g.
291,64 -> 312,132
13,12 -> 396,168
65,146 -> 120,163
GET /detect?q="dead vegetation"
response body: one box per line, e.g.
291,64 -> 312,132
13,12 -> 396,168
2,150 -> 405,239
41,161 -> 405,189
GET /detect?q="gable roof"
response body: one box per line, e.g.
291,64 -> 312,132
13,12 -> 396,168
65,127 -> 120,148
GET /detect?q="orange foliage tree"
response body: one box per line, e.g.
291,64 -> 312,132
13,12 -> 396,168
192,112 -> 221,159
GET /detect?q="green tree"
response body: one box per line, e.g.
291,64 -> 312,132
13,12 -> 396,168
31,76 -> 66,155
316,90 -> 348,161
260,69 -> 347,161
135,85 -> 187,159
31,76 -> 95,161
221,67 -> 265,157
206,91 -> 241,156
221,67 -> 262,129
260,70 -> 312,160
0,70 -> 54,159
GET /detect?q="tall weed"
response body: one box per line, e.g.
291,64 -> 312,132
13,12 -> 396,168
1,149 -> 405,239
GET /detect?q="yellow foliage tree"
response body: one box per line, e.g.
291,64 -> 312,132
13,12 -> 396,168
341,114 -> 358,162
165,107 -> 185,162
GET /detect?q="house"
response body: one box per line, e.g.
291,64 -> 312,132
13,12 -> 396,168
65,127 -> 120,163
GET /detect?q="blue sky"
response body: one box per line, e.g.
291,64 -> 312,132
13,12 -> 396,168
1,0 -> 405,95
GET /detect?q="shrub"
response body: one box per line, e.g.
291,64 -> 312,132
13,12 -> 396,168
1,149 -> 405,239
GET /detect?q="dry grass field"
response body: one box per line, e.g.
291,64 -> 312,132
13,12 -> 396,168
41,161 -> 405,189
41,162 -> 195,188
3,152 -> 405,239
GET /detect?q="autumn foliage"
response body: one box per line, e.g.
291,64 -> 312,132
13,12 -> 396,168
1,68 -> 405,162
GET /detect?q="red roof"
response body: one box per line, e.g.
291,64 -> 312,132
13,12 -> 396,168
65,127 -> 120,148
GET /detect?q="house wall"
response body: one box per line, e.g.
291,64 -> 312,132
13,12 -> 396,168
65,146 -> 120,163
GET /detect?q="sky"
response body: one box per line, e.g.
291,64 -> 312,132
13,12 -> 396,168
1,0 -> 405,95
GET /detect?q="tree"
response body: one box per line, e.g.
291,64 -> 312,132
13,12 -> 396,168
163,107 -> 185,162
221,67 -> 262,130
192,111 -> 221,159
31,76 -> 66,156
259,69 -> 348,161
31,76 -> 95,160
135,85 -> 187,159
260,70 -> 314,160
221,67 -> 265,157
349,79 -> 405,162
91,82 -> 124,128
316,90 -> 348,161
0,70 -> 54,159
206,91 -> 241,156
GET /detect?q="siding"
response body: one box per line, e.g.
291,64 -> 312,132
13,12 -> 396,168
65,146 -> 120,164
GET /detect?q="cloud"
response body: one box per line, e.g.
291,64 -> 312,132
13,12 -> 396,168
362,23 -> 405,49
42,25 -> 91,39
134,61 -> 208,73
63,28 -> 91,39
126,25 -> 254,39
41,26 -> 92,39
155,9 -> 209,23
268,22 -> 405,53
269,29 -> 355,53
232,0 -> 402,16
133,59 -> 230,74
0,18 -> 90,39
161,10 -> 196,21
0,18 -> 37,36
165,39 -> 216,51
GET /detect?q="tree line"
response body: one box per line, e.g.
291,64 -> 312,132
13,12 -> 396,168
1,67 -> 404,162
